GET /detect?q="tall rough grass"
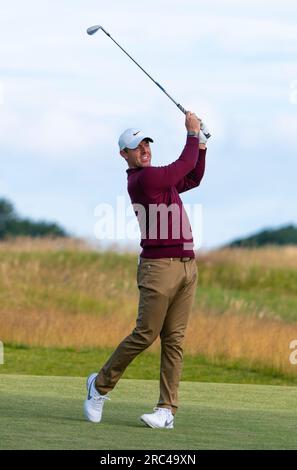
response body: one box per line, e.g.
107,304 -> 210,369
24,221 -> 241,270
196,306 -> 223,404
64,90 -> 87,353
200,245 -> 297,269
0,237 -> 91,252
1,238 -> 297,376
1,307 -> 296,376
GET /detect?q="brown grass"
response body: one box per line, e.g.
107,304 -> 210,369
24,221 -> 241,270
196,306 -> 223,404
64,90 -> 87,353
0,309 -> 134,350
1,238 -> 297,376
1,306 -> 296,376
0,237 -> 92,252
185,310 -> 297,375
200,245 -> 297,269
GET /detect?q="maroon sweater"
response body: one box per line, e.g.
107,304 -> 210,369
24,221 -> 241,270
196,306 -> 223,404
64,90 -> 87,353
126,135 -> 206,258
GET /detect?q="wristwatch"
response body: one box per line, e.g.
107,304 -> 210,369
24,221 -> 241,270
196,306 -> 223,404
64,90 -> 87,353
187,131 -> 199,137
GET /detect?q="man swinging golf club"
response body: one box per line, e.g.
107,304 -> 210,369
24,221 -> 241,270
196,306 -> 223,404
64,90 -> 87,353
84,111 -> 207,428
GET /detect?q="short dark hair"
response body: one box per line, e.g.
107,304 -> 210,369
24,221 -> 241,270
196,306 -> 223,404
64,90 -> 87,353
123,139 -> 150,153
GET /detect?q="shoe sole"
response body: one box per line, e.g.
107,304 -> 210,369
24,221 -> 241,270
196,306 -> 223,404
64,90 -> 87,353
140,417 -> 154,428
140,417 -> 174,429
84,373 -> 100,423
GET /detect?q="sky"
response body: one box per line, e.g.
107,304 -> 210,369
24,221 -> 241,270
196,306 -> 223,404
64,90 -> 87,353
0,0 -> 297,251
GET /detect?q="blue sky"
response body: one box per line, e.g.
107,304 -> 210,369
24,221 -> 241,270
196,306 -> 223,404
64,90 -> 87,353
1,0 -> 297,250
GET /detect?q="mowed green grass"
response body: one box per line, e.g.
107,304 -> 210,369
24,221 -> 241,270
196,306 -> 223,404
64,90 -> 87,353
2,344 -> 297,386
0,374 -> 296,450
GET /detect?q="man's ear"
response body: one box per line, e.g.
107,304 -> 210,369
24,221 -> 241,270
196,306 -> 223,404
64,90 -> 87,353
120,150 -> 128,161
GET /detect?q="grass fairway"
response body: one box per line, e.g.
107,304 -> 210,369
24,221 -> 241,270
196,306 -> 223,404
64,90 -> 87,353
2,344 -> 297,386
0,375 -> 296,450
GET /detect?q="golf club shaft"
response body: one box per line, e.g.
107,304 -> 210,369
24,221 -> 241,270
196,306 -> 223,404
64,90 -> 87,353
88,26 -> 211,138
100,28 -> 186,114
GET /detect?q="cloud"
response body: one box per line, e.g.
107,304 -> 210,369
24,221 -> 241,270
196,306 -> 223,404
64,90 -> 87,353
0,104 -> 113,159
279,113 -> 297,143
1,0 -> 297,248
1,2 -> 297,78
0,74 -> 148,159
0,81 -> 3,104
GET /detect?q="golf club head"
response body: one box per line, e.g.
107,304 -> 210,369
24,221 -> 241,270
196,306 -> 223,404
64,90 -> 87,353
87,25 -> 102,35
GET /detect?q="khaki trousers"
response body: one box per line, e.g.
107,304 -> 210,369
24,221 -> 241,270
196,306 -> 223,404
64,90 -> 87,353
95,257 -> 198,413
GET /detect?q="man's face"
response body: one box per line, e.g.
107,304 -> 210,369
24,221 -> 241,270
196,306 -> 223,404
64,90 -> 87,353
120,139 -> 152,168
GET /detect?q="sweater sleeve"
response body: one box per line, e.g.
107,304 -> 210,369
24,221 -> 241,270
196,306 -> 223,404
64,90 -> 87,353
139,136 -> 199,194
175,148 -> 206,193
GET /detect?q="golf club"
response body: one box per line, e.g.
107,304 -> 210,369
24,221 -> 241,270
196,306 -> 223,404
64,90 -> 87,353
87,25 -> 211,139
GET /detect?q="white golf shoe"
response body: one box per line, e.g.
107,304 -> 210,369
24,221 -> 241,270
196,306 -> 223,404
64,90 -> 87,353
83,373 -> 110,423
140,407 -> 174,429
